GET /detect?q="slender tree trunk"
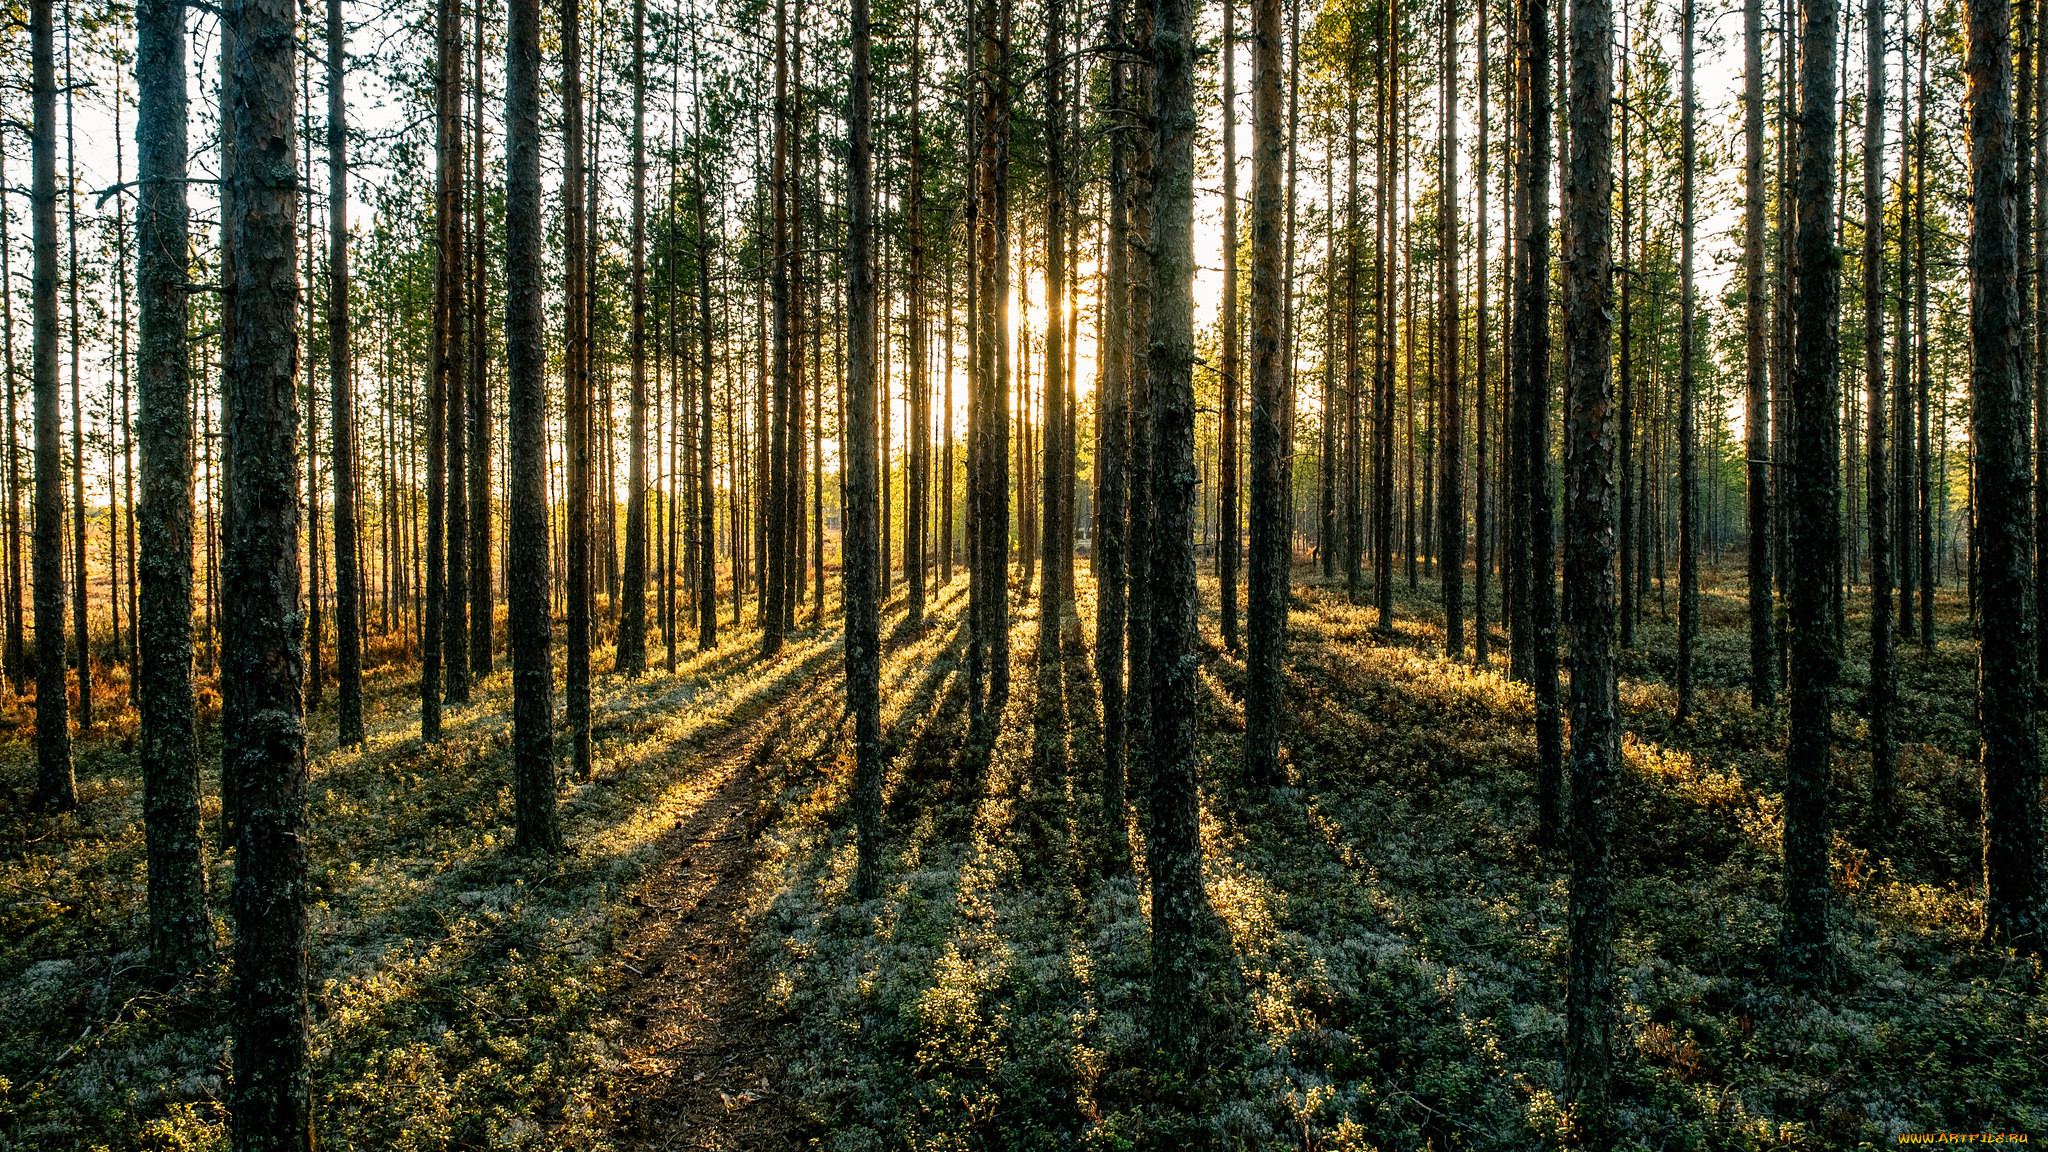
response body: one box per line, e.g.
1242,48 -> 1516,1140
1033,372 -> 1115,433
1917,15 -> 1933,646
1096,0 -> 1132,860
505,0 -> 559,851
1563,0 -> 1618,1107
1475,0 -> 1491,665
905,15 -> 928,628
1344,68 -> 1362,606
328,0 -> 363,746
1677,0 -> 1698,720
3,137 -> 18,697
1746,0 -> 1775,705
1519,0 -> 1562,846
1618,15 -> 1635,651
1969,0 -> 2048,948
1219,0 -> 1240,653
618,0 -> 650,675
845,0 -> 884,902
1440,0 -> 1463,658
1865,0 -> 1895,842
1373,17 -> 1396,633
1783,0 -> 1842,991
137,0 -> 208,974
696,97 -> 717,651
442,1 -> 469,707
222,0 -> 310,1137
1039,0 -> 1067,704
563,0 -> 592,777
764,0 -> 790,657
63,14 -> 87,733
469,1 -> 491,678
1244,0 -> 1285,784
1145,0 -> 1204,1063
30,0 -> 69,808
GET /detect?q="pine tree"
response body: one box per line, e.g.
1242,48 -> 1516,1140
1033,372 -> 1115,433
30,0 -> 70,810
846,0 -> 883,902
136,0 -> 208,973
221,0 -> 311,1139
1243,0 -> 1286,786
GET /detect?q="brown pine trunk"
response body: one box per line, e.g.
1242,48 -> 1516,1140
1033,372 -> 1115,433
564,0 -> 591,777
30,0 -> 69,808
222,0 -> 311,1138
1865,0 -> 1895,841
328,0 -> 363,746
1144,0 -> 1205,1062
1518,0 -> 1561,845
1562,0 -> 1618,1109
1244,0 -> 1285,785
505,0 -> 559,852
618,0 -> 650,675
1096,0 -> 1132,859
137,0 -> 208,973
1745,0 -> 1774,704
1218,0 -> 1240,653
846,0 -> 884,902
1439,0 -> 1463,658
63,16 -> 88,733
469,2 -> 491,678
1782,0 -> 1842,991
1676,0 -> 1698,720
1970,0 -> 2048,948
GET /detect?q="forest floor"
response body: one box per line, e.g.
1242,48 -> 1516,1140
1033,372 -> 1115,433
0,564 -> 2041,1151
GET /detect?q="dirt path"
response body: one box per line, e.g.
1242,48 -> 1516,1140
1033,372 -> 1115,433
604,683 -> 810,1151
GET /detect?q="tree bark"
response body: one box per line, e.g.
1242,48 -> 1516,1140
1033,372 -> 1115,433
504,0 -> 560,852
1145,0 -> 1204,1063
327,0 -> 363,746
136,0 -> 208,974
1969,0 -> 2047,948
564,0 -> 592,778
1562,0 -> 1617,1109
619,0 -> 650,676
1865,0 -> 1895,842
469,3 -> 492,678
1440,0 -> 1463,658
1219,0 -> 1240,653
846,0 -> 884,903
1746,0 -> 1774,706
1096,0 -> 1132,859
30,0 -> 69,809
1677,0 -> 1698,721
1244,0 -> 1285,785
221,0 -> 311,1138
1518,0 -> 1562,846
1783,0 -> 1842,991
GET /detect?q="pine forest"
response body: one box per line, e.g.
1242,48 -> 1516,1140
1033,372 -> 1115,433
0,0 -> 2043,1142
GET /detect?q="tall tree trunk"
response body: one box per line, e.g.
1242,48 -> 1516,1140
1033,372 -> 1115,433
63,13 -> 87,733
846,0 -> 884,903
1916,15 -> 1933,646
906,14 -> 928,628
970,0 -> 1013,729
619,0 -> 650,675
1783,0 -> 1842,991
1440,0 -> 1463,658
1039,0 -> 1066,697
1145,0 -> 1204,1063
1864,0 -> 1895,843
1618,13 -> 1635,651
563,0 -> 592,778
137,0 -> 208,973
442,2 -> 469,707
221,0 -> 310,1138
1373,15 -> 1395,634
1970,0 -> 2048,948
328,0 -> 363,745
469,0 -> 491,678
1244,0 -> 1285,785
1344,66 -> 1362,606
764,0 -> 790,657
1096,0 -> 1132,861
696,96 -> 718,651
1746,0 -> 1774,705
3,136 -> 19,697
30,0 -> 69,808
1475,0 -> 1490,665
1518,0 -> 1562,846
504,0 -> 559,852
1219,0 -> 1240,653
1563,0 -> 1618,1108
1677,0 -> 1698,720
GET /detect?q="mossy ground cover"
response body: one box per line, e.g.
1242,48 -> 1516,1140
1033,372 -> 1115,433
0,568 -> 2038,1150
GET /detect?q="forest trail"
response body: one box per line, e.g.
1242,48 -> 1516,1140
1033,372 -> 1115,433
603,654 -> 813,1150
